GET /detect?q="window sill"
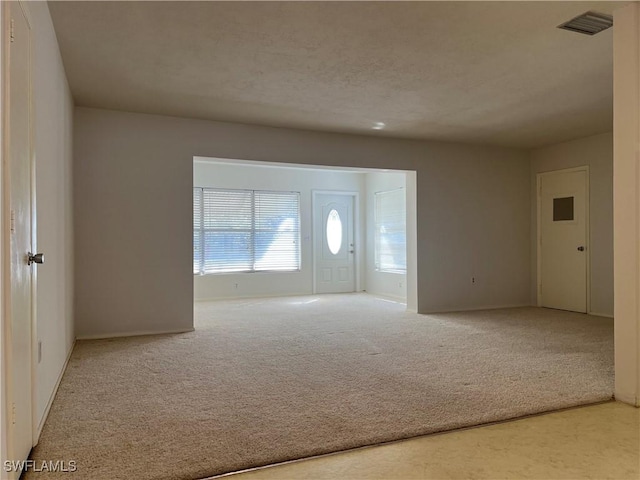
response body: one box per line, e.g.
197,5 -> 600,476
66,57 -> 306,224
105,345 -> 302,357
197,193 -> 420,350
194,270 -> 302,276
375,269 -> 407,275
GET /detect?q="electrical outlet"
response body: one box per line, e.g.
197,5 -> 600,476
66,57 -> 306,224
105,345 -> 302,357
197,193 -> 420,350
471,277 -> 476,284
234,283 -> 239,289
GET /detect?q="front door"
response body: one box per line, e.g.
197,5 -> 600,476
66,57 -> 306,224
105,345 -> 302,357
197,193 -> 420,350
539,168 -> 588,313
314,193 -> 355,294
5,0 -> 35,471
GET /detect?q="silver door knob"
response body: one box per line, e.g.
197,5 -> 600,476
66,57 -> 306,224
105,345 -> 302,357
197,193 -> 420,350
577,246 -> 585,252
27,252 -> 44,265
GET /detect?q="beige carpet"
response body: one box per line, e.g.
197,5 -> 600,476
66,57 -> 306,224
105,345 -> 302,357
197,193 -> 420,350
27,294 -> 613,480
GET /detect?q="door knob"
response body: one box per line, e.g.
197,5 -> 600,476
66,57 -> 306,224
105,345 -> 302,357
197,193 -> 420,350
577,246 -> 585,252
27,252 -> 44,265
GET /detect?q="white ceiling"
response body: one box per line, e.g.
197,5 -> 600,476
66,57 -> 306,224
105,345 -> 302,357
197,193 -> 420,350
48,1 -> 625,149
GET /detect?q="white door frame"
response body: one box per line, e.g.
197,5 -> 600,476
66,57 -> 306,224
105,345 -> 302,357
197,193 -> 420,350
536,165 -> 590,313
312,190 -> 360,294
1,0 -> 38,466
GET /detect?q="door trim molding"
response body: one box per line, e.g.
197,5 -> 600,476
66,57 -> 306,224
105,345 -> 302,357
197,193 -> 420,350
311,190 -> 360,294
536,165 -> 590,313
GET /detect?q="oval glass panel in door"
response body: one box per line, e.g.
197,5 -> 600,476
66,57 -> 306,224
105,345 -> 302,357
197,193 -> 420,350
326,209 -> 343,255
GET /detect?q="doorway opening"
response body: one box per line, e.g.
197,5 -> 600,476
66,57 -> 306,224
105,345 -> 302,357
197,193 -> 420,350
192,157 -> 417,311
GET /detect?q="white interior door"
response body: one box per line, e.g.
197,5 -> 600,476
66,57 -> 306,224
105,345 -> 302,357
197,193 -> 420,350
314,193 -> 355,294
5,0 -> 35,470
539,168 -> 588,313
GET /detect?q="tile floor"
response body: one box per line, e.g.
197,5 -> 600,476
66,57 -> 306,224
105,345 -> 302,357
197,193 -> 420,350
219,402 -> 639,480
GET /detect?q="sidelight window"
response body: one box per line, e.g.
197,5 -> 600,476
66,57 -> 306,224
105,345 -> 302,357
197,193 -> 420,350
374,188 -> 406,273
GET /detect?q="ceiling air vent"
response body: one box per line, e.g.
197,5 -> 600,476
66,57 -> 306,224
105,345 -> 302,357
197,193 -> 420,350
558,11 -> 613,36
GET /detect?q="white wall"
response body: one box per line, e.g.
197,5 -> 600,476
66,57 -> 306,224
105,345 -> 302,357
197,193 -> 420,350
613,2 -> 640,407
193,160 -> 365,300
31,1 -> 75,434
365,171 -> 407,300
530,132 -> 613,317
74,107 -> 531,337
421,155 -> 531,312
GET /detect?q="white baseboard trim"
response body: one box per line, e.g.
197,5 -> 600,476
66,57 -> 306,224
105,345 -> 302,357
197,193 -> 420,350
588,311 -> 614,319
425,303 -> 531,314
35,339 -> 76,443
195,292 -> 311,302
366,292 -> 408,304
76,328 -> 195,341
614,392 -> 639,407
195,290 -> 386,303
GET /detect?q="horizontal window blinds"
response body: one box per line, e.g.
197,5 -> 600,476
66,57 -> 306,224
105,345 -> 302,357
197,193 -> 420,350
203,189 -> 253,273
193,188 -> 300,274
193,189 -> 203,274
375,188 -> 407,273
254,191 -> 300,271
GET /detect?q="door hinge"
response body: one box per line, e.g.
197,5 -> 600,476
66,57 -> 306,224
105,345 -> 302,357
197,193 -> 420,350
11,402 -> 16,424
10,19 -> 15,43
10,209 -> 15,234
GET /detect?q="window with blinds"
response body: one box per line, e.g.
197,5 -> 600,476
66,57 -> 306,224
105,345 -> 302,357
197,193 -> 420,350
374,188 -> 406,273
193,188 -> 301,274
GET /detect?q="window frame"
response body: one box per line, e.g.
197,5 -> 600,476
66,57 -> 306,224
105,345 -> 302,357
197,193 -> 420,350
193,187 -> 301,275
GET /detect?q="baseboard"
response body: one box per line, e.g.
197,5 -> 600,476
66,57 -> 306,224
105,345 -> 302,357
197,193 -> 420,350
35,338 -> 76,443
196,291 -> 389,303
426,303 -> 531,314
76,328 -> 195,341
613,391 -> 639,407
588,311 -> 614,319
366,292 -> 408,304
195,292 -> 311,302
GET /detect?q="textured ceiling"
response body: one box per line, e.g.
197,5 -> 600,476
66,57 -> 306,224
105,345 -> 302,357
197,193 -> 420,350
48,1 -> 624,148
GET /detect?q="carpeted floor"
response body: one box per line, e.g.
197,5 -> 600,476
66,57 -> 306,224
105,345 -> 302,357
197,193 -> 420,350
27,294 -> 613,480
